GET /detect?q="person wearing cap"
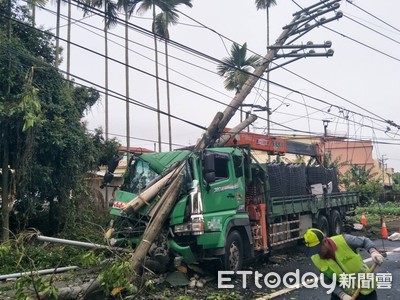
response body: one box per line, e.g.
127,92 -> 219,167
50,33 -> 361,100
303,228 -> 384,300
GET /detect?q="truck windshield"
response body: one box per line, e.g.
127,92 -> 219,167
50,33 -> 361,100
124,160 -> 158,194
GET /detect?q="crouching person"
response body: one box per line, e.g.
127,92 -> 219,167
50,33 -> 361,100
303,228 -> 384,300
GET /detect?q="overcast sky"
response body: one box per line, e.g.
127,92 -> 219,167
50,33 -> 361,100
34,0 -> 400,171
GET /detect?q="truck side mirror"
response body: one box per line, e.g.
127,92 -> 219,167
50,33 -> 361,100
204,171 -> 216,184
233,156 -> 243,178
203,153 -> 215,172
108,154 -> 123,173
101,171 -> 114,188
203,152 -> 216,184
101,154 -> 123,188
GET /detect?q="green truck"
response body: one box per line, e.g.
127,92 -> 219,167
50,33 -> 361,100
104,134 -> 358,271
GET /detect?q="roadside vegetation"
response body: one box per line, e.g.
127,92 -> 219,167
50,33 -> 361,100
0,1 -> 123,298
338,161 -> 400,235
346,202 -> 400,235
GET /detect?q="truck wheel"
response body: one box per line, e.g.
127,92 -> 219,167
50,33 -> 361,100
317,215 -> 330,237
223,230 -> 243,271
329,210 -> 342,236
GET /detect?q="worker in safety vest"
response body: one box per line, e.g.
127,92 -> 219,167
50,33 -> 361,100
304,228 -> 384,300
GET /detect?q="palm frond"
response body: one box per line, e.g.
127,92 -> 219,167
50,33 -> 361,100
105,1 -> 120,29
154,12 -> 169,39
26,0 -> 48,9
255,0 -> 277,10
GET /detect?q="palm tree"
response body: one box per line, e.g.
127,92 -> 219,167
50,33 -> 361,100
27,0 -> 71,81
52,0 -> 65,67
217,42 -> 259,94
82,0 -> 119,140
133,0 -> 179,152
26,0 -> 48,26
255,0 -> 277,135
153,0 -> 193,151
133,0 -> 163,152
117,0 -> 138,160
67,0 -> 72,83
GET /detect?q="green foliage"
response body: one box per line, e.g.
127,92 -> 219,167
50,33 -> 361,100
56,190 -> 111,241
99,257 -> 137,297
1,200 -> 110,274
321,151 -> 347,171
393,173 -> 400,185
18,67 -> 42,131
81,251 -> 101,268
15,274 -> 58,300
217,42 -> 260,93
0,0 -> 120,237
0,201 -> 112,298
341,164 -> 376,187
340,164 -> 383,205
355,202 -> 400,216
347,202 -> 400,232
175,296 -> 194,300
255,0 -> 277,10
392,173 -> 400,194
206,292 -> 240,300
0,234 -> 104,275
0,244 -> 11,256
90,128 -> 121,167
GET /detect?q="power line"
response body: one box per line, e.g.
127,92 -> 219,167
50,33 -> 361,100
12,2 -> 400,142
44,0 -> 400,133
344,15 -> 400,46
176,1 -> 400,131
86,129 -> 187,149
346,0 -> 400,34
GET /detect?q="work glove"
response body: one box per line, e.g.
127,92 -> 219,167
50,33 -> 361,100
370,249 -> 384,265
339,291 -> 352,300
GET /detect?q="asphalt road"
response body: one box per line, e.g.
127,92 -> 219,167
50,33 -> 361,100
250,239 -> 400,300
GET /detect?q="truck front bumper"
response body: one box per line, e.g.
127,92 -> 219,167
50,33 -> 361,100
169,239 -> 197,264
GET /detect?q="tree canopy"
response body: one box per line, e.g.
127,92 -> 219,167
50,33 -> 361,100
0,0 -> 119,239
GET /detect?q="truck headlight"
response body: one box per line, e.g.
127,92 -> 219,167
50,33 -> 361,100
174,223 -> 192,233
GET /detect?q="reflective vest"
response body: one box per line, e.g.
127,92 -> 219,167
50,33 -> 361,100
311,235 -> 375,295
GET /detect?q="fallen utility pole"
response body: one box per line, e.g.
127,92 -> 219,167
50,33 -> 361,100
121,167 -> 177,214
130,113 -> 224,278
130,163 -> 185,276
215,114 -> 258,147
0,266 -> 79,280
36,235 -> 131,253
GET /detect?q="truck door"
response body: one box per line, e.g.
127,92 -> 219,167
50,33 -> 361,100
201,151 -> 243,213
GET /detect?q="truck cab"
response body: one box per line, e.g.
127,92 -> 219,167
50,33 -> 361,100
104,144 -> 358,272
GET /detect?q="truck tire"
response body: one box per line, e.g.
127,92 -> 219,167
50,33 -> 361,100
329,210 -> 342,236
317,214 -> 330,237
223,230 -> 243,271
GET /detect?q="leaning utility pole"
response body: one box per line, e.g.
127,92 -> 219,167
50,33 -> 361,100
129,0 -> 344,278
128,13 -> 301,276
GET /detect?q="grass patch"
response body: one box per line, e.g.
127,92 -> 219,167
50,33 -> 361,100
355,201 -> 400,216
347,202 -> 400,235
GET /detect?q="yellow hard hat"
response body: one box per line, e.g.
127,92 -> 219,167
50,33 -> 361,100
304,228 -> 325,256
